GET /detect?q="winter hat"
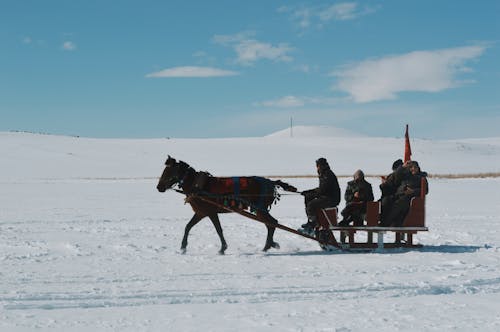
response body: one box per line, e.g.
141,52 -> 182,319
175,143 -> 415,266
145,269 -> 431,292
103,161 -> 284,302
392,159 -> 403,171
354,169 -> 364,180
316,157 -> 329,168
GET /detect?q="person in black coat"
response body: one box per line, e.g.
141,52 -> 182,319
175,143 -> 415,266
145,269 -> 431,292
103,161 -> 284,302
380,161 -> 429,227
299,158 -> 341,234
338,169 -> 374,226
379,159 -> 405,223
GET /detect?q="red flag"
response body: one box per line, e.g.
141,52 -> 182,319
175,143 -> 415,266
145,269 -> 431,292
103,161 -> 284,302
404,124 -> 412,162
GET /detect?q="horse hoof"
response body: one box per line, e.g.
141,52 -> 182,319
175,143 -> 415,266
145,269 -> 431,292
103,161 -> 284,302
180,247 -> 187,254
263,242 -> 280,251
219,244 -> 227,255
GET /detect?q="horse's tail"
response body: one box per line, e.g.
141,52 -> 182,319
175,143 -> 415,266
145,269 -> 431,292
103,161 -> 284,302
274,180 -> 298,193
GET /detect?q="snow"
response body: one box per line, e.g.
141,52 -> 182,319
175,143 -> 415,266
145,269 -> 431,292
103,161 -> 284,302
1,130 -> 500,331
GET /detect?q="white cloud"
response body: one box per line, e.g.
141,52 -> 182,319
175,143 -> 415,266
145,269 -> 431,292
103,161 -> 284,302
234,40 -> 293,65
332,45 -> 487,103
294,64 -> 312,73
192,51 -> 207,58
22,36 -> 47,47
256,95 -> 343,108
213,31 -> 256,45
259,96 -> 305,108
319,2 -> 377,21
213,32 -> 293,65
145,66 -> 239,78
319,2 -> 358,21
292,8 -> 313,28
281,2 -> 377,30
62,41 -> 76,51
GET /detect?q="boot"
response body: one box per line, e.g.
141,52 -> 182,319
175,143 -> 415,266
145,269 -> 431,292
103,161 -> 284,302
338,216 -> 351,227
298,222 -> 313,236
353,217 -> 364,227
308,216 -> 318,230
338,219 -> 348,227
299,217 -> 317,236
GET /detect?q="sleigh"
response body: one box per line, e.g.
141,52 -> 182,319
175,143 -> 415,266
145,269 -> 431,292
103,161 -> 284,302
319,195 -> 428,250
197,181 -> 428,251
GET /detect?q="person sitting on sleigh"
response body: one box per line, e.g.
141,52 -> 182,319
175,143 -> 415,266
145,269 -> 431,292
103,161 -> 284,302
299,158 -> 341,235
338,169 -> 374,226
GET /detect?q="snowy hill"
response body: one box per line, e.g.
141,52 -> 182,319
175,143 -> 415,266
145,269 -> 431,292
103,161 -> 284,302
1,131 -> 499,181
266,125 -> 366,138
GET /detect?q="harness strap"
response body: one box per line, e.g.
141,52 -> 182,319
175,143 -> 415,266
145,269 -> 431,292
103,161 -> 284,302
233,177 -> 240,197
255,177 -> 270,210
179,167 -> 194,186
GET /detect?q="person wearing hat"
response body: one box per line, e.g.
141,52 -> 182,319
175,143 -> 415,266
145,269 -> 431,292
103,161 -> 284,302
380,160 -> 428,227
299,157 -> 341,235
338,169 -> 374,226
379,159 -> 406,223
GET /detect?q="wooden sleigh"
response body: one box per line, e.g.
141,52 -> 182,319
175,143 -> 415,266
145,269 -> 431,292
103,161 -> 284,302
317,177 -> 428,250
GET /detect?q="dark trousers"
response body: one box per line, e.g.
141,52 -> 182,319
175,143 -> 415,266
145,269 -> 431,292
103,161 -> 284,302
379,195 -> 395,226
340,202 -> 366,226
305,195 -> 335,223
380,195 -> 411,227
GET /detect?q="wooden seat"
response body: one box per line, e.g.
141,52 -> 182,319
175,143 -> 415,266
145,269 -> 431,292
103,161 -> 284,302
365,201 -> 380,226
403,197 -> 425,227
317,207 -> 338,229
365,197 -> 426,228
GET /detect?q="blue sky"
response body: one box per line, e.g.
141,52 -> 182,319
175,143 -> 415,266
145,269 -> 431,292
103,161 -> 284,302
1,0 -> 499,138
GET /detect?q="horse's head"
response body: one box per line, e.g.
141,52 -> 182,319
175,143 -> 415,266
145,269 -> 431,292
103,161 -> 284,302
157,156 -> 181,192
157,156 -> 195,192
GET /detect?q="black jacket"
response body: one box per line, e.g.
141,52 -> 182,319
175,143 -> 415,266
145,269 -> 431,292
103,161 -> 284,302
345,179 -> 374,203
380,166 -> 409,197
315,168 -> 341,206
396,171 -> 429,198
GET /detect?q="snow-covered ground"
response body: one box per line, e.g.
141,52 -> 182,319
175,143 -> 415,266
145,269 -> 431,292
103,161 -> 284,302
1,130 -> 500,331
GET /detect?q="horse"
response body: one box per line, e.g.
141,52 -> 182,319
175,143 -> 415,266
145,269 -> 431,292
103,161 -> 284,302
156,156 -> 297,254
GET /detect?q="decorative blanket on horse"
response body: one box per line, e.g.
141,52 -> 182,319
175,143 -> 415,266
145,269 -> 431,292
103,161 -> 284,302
195,176 -> 277,210
206,177 -> 251,195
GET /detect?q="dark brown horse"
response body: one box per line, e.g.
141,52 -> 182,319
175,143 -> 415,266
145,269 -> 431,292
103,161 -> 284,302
156,156 -> 297,254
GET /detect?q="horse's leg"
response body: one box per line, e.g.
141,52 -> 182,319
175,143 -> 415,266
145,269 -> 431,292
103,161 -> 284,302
181,213 -> 204,254
262,213 -> 280,251
209,214 -> 228,255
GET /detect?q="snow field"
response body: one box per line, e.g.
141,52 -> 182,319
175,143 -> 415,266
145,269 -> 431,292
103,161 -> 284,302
1,176 -> 500,331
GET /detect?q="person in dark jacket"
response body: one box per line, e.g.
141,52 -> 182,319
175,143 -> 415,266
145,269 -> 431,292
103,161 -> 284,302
380,161 -> 429,227
299,158 -> 341,235
380,159 -> 404,197
338,169 -> 374,226
379,159 -> 405,223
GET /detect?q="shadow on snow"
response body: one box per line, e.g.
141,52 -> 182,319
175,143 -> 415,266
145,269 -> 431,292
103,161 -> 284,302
262,244 -> 486,256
